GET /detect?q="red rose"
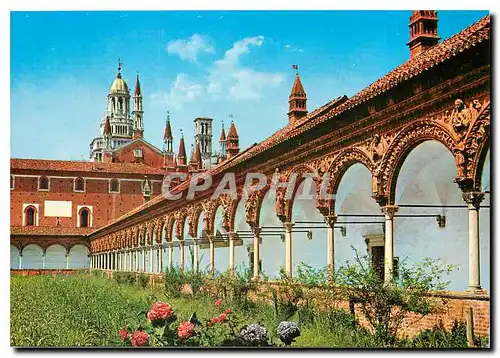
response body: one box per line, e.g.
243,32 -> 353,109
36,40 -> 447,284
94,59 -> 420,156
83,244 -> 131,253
218,313 -> 227,322
214,299 -> 222,307
177,321 -> 195,340
224,308 -> 231,315
130,331 -> 149,347
147,301 -> 174,323
119,325 -> 130,342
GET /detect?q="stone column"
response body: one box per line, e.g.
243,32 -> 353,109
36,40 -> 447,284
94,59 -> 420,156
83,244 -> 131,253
179,241 -> 185,272
168,242 -> 173,271
284,222 -> 294,277
381,205 -> 399,283
253,227 -> 261,279
209,236 -> 215,275
19,253 -> 23,269
325,215 -> 337,280
141,247 -> 146,272
42,252 -> 46,269
158,245 -> 164,274
228,232 -> 236,276
193,240 -> 199,273
65,253 -> 69,269
149,246 -> 154,273
463,192 -> 485,292
135,248 -> 140,272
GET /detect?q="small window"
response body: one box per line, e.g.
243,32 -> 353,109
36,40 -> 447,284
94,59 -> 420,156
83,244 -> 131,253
79,208 -> 90,227
75,177 -> 85,192
109,179 -> 120,193
38,176 -> 49,191
10,175 -> 14,190
24,206 -> 36,226
134,149 -> 143,158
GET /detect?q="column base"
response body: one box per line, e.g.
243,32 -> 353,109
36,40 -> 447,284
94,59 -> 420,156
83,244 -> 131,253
466,286 -> 485,293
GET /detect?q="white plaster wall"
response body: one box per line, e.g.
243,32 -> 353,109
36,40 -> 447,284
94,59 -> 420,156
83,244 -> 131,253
45,244 -> 66,269
22,244 -> 43,269
11,245 -> 20,269
259,189 -> 285,279
394,141 -> 490,291
68,245 -> 89,269
213,206 -> 229,274
233,200 -> 252,273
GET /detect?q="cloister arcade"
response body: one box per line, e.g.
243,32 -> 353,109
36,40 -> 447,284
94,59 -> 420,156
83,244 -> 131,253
89,97 -> 490,292
10,243 -> 90,270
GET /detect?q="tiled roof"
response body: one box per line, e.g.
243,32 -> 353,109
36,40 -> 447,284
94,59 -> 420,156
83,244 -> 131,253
219,126 -> 226,141
135,74 -> 141,96
290,73 -> 306,96
11,226 -> 94,236
103,116 -> 111,135
164,119 -> 173,140
89,15 -> 490,237
11,158 -> 166,175
178,136 -> 187,159
227,121 -> 239,139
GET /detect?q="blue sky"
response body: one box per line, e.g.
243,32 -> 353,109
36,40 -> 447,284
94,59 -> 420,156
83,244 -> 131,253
10,10 -> 488,161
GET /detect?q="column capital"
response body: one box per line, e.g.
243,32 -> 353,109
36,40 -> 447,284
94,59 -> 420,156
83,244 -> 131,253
381,205 -> 399,219
462,191 -> 485,210
253,227 -> 262,236
324,215 -> 337,228
283,222 -> 295,231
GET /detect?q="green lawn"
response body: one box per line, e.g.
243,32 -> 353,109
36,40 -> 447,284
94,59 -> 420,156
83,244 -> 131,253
10,273 -> 482,348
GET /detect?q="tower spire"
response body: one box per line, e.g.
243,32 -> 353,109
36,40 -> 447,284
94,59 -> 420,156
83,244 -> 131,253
407,10 -> 440,58
226,120 -> 240,159
133,72 -> 144,139
287,65 -> 307,124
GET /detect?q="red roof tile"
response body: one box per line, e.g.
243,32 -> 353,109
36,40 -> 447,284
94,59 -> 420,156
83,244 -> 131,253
219,126 -> 226,141
290,72 -> 306,96
227,121 -> 239,139
164,119 -> 173,140
11,226 -> 94,236
11,158 -> 165,175
178,136 -> 187,159
103,116 -> 111,135
134,74 -> 141,96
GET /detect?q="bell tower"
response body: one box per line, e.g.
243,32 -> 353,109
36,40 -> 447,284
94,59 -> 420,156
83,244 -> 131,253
287,65 -> 308,125
194,117 -> 213,169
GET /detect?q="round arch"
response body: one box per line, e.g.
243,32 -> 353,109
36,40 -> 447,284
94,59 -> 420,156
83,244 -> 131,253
379,121 -> 457,205
11,245 -> 20,269
45,244 -> 67,269
68,244 -> 90,269
21,244 -> 43,269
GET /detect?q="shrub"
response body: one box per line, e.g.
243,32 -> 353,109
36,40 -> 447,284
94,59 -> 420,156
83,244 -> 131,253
334,247 -> 455,345
137,274 -> 149,288
113,271 -> 137,285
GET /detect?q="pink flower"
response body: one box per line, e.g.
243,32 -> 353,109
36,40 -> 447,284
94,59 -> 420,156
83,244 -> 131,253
224,308 -> 231,315
207,317 -> 219,327
215,299 -> 222,307
147,301 -> 174,323
119,325 -> 130,342
177,321 -> 195,340
130,331 -> 149,347
218,313 -> 227,322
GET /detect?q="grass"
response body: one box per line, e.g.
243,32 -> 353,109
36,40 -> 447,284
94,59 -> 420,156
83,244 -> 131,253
10,273 -> 484,348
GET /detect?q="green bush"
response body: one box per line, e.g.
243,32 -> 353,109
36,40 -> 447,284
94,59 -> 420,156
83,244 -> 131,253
137,273 -> 149,288
113,271 -> 137,285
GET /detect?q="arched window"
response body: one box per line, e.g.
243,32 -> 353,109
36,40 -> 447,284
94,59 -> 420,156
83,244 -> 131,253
24,206 -> 36,226
118,97 -> 123,110
10,175 -> 14,190
75,177 -> 85,192
110,179 -> 120,193
79,208 -> 90,227
38,176 -> 49,191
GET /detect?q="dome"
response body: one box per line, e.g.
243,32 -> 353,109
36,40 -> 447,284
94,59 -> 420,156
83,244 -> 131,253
110,76 -> 129,93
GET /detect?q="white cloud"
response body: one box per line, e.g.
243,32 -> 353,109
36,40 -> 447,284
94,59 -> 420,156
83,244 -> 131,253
207,35 -> 284,100
155,35 -> 284,108
152,73 -> 203,109
166,34 -> 214,62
